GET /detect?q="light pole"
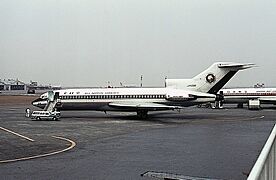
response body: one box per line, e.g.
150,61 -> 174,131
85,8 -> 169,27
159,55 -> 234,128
140,75 -> 143,87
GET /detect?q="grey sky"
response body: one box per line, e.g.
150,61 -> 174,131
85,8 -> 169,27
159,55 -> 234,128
1,0 -> 276,87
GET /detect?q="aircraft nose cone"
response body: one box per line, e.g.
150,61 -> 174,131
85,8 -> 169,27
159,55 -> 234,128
32,98 -> 41,106
32,98 -> 46,109
32,101 -> 39,106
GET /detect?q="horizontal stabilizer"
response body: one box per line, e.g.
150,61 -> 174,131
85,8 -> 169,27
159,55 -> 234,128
217,63 -> 255,70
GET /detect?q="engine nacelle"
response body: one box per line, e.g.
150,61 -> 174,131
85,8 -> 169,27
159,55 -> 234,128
165,91 -> 196,102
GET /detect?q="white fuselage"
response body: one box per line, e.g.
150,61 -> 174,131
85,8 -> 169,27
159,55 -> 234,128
33,87 -> 215,111
32,62 -> 254,115
222,88 -> 276,104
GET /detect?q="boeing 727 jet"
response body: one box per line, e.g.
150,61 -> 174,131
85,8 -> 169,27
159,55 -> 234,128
218,87 -> 276,109
32,62 -> 254,118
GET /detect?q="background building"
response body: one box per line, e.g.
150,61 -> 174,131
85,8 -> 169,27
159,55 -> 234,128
0,79 -> 26,91
0,81 -> 5,90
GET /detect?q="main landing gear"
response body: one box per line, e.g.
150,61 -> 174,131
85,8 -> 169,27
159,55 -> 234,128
137,110 -> 148,119
237,103 -> 244,108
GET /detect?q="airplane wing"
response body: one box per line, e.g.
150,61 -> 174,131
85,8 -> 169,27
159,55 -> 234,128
108,102 -> 181,111
259,97 -> 276,103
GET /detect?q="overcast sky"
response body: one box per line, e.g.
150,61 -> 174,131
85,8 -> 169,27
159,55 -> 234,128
1,0 -> 276,87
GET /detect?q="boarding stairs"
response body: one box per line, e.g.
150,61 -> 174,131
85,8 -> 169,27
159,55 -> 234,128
44,92 -> 60,112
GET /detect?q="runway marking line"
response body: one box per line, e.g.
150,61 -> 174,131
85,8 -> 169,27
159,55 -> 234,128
219,115 -> 265,122
0,136 -> 76,164
0,126 -> 34,142
179,115 -> 266,124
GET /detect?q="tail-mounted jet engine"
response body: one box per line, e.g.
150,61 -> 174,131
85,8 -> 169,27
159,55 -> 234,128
165,93 -> 197,102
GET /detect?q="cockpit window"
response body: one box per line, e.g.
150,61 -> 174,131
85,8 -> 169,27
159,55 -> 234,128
40,93 -> 48,99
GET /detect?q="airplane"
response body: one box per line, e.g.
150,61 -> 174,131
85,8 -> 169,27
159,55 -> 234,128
217,87 -> 276,110
32,62 -> 254,118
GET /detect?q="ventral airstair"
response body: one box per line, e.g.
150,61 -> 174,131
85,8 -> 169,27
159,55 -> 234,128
28,91 -> 61,121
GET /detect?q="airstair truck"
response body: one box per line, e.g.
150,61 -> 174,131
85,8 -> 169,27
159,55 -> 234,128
28,91 -> 61,120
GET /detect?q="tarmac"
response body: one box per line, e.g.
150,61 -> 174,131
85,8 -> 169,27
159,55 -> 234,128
0,96 -> 275,180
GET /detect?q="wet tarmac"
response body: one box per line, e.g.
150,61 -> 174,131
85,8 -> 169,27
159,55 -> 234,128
0,104 -> 275,180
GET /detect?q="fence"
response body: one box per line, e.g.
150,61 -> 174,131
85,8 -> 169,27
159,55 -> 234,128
247,124 -> 276,180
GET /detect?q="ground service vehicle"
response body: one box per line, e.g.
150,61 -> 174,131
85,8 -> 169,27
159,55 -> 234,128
31,111 -> 61,121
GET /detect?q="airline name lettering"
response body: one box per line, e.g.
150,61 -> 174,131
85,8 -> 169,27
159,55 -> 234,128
85,92 -> 120,95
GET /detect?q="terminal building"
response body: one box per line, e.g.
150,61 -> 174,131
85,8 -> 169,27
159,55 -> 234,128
0,79 -> 27,91
0,79 -> 61,94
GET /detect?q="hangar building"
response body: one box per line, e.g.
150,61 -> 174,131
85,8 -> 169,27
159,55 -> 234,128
0,79 -> 26,91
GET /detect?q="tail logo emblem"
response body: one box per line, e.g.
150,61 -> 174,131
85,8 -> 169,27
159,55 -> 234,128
206,74 -> 216,83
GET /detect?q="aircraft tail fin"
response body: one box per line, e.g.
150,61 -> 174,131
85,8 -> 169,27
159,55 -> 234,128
166,62 -> 255,94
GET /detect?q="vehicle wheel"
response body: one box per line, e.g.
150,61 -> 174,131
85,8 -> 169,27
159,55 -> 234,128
36,117 -> 41,120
